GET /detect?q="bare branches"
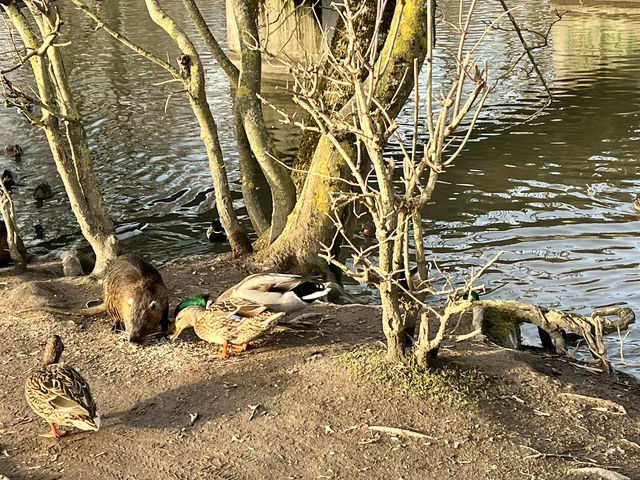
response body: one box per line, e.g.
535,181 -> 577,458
497,0 -> 554,101
68,0 -> 178,76
0,8 -> 61,75
265,0 -> 498,363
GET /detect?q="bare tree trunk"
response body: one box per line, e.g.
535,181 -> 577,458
0,180 -> 27,272
182,0 -> 270,235
2,2 -> 117,275
143,0 -> 252,256
261,0 -> 430,271
229,0 -> 297,242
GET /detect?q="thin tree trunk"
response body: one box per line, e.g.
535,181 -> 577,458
0,181 -> 27,272
144,0 -> 252,255
229,0 -> 297,242
183,0 -> 269,234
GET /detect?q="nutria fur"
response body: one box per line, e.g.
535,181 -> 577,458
103,253 -> 169,343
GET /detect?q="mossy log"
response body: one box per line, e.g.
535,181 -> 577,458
475,300 -> 635,374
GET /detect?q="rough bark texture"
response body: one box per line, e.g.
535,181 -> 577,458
2,2 -> 118,276
230,0 -> 297,242
261,0 -> 429,272
183,0 -> 270,235
144,0 -> 252,256
476,300 -> 635,373
291,0 -> 396,190
0,187 -> 27,272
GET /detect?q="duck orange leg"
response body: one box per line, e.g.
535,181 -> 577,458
40,422 -> 67,438
231,343 -> 248,353
210,341 -> 231,359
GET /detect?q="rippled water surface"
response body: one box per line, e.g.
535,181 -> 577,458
1,1 -> 639,372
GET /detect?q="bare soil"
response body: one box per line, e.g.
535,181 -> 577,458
1,253 -> 639,480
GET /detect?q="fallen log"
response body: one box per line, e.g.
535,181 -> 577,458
475,300 -> 635,374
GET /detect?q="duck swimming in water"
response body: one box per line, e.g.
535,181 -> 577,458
1,169 -> 21,191
33,181 -> 53,203
5,144 -> 23,158
634,194 -> 640,213
206,219 -> 227,243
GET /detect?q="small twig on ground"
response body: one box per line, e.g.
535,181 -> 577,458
520,445 -> 573,460
560,393 -> 627,416
248,404 -> 261,421
367,425 -> 435,439
189,412 -> 199,426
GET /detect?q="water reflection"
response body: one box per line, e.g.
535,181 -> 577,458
415,1 -> 640,372
1,1 -> 639,371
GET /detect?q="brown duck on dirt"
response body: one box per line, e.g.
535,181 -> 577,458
169,295 -> 284,358
24,335 -> 100,438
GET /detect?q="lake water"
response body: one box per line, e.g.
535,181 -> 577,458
1,0 -> 639,374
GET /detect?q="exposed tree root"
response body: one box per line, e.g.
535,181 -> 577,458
475,300 -> 635,373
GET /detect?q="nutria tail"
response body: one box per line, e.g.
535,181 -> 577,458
19,304 -> 107,317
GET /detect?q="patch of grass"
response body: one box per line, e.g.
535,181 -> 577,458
341,345 -> 505,406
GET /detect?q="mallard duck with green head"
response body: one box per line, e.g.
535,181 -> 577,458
170,294 -> 285,358
24,335 -> 100,438
207,219 -> 227,242
216,273 -> 330,313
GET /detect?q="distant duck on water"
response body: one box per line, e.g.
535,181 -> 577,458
5,144 -> 23,158
33,181 -> 53,206
634,194 -> 640,213
206,219 -> 227,242
1,169 -> 22,191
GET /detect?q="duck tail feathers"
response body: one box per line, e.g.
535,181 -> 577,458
300,287 -> 330,301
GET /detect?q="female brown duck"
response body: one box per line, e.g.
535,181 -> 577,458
170,296 -> 284,358
25,335 -> 100,438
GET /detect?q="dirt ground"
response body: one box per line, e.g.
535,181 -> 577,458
0,253 -> 639,480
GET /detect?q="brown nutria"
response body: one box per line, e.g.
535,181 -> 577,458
103,253 -> 169,343
20,253 -> 169,344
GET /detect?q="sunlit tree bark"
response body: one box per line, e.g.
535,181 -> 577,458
1,0 -> 117,275
67,0 -> 252,256
260,0 -> 431,278
182,0 -> 270,235
229,0 -> 297,242
0,179 -> 27,271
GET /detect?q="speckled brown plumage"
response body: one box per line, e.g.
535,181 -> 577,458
170,299 -> 285,358
24,335 -> 100,438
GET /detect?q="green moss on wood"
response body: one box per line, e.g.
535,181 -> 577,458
483,307 -> 520,345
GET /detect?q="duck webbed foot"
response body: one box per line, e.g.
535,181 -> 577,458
40,422 -> 67,438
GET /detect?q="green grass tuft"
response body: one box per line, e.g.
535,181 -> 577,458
341,345 -> 505,406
